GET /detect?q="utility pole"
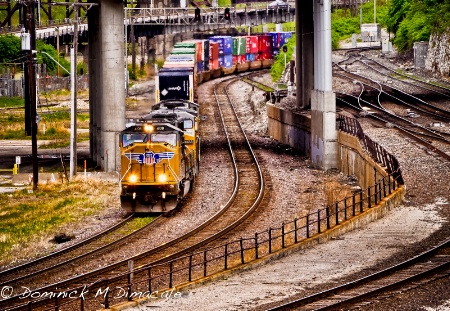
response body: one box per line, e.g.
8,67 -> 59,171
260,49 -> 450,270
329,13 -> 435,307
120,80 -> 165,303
131,16 -> 136,78
24,0 -> 38,189
70,0 -> 78,179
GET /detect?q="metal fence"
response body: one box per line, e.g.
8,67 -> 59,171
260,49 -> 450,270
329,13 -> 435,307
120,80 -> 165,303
12,115 -> 405,311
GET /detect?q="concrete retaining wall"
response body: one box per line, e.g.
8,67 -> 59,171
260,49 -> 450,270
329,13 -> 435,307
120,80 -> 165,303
267,103 -> 311,155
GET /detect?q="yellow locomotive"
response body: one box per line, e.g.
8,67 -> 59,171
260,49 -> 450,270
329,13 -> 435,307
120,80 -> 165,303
119,100 -> 199,213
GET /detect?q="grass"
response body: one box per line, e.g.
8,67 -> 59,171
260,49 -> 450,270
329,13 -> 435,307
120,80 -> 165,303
0,178 -> 121,266
0,110 -> 90,144
0,97 -> 24,108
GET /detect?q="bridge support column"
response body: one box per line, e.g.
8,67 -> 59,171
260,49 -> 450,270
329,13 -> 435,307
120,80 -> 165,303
88,0 -> 125,172
311,0 -> 338,170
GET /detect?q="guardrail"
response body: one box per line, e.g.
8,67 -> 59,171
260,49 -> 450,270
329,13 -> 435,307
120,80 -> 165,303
0,164 -> 18,174
8,114 -> 405,311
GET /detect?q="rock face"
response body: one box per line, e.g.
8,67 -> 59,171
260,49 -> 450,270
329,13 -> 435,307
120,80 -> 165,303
425,29 -> 450,76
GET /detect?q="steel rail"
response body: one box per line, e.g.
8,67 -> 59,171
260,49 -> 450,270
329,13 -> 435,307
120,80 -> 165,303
267,238 -> 450,311
1,74 -> 266,311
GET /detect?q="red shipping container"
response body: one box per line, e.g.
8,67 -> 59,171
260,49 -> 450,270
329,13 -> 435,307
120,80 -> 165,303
245,36 -> 259,54
258,35 -> 273,53
196,41 -> 203,62
209,42 -> 219,62
232,55 -> 246,64
258,52 -> 272,60
209,58 -> 219,70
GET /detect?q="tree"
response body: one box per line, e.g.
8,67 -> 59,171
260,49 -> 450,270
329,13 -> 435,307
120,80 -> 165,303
0,35 -> 21,63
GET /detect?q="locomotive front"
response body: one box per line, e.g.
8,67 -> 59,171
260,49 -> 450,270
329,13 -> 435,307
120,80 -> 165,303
119,122 -> 184,213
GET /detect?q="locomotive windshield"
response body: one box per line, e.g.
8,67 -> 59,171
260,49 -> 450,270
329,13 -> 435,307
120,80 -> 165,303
122,133 -> 147,147
151,133 -> 177,146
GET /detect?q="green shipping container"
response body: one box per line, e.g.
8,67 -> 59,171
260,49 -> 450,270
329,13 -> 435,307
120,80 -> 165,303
174,42 -> 196,49
171,48 -> 196,55
232,37 -> 246,56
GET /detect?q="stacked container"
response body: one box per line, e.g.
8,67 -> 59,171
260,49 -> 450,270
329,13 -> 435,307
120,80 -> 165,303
267,32 -> 293,57
209,41 -> 219,70
209,36 -> 233,68
257,35 -> 273,60
232,36 -> 246,64
245,36 -> 259,62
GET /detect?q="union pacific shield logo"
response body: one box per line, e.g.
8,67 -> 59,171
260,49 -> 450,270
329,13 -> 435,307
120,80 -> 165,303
124,152 -> 174,165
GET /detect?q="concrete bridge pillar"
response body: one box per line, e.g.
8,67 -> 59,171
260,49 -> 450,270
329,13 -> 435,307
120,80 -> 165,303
311,0 -> 338,170
88,0 -> 125,172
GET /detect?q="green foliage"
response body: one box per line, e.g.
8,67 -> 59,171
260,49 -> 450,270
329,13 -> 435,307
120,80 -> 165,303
270,34 -> 296,82
385,0 -> 450,51
77,62 -> 88,75
0,35 -> 22,63
36,40 -> 71,76
331,0 -> 390,49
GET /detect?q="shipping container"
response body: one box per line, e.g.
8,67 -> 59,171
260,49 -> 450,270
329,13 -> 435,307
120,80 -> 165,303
171,47 -> 196,55
245,36 -> 259,54
232,36 -> 246,56
163,54 -> 196,68
209,41 -> 219,61
223,54 -> 233,68
232,55 -> 246,64
209,36 -> 233,55
279,32 -> 293,47
155,67 -> 194,103
258,35 -> 273,53
258,51 -> 272,60
174,42 -> 196,49
245,53 -> 256,62
267,32 -> 280,49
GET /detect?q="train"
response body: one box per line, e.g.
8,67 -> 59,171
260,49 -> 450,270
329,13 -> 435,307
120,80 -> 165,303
119,31 -> 293,213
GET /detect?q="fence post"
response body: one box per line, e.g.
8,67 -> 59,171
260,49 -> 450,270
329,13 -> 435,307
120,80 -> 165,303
254,233 -> 258,259
388,175 -> 392,194
169,261 -> 173,288
294,218 -> 298,243
225,243 -> 228,269
335,202 -> 339,225
281,223 -> 285,248
55,296 -> 59,311
28,301 -> 32,311
352,193 -> 356,216
318,210 -> 321,234
268,228 -> 272,253
359,191 -> 363,213
306,215 -> 310,238
148,267 -> 152,292
104,284 -> 109,309
344,199 -> 347,220
368,187 -> 372,208
240,238 -> 245,264
203,249 -> 207,277
383,177 -> 387,198
80,296 -> 85,311
189,254 -> 193,282
128,260 -> 134,301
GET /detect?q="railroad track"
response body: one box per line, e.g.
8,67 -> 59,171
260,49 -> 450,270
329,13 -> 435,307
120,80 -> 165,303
0,214 -> 161,286
0,75 -> 266,311
267,238 -> 450,310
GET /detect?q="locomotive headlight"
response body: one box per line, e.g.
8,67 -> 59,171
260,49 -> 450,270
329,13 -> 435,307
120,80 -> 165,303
161,192 -> 166,199
144,124 -> 154,133
129,174 -> 138,183
157,174 -> 167,182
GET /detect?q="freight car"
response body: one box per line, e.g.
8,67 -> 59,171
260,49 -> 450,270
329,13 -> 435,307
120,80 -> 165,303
120,32 -> 293,213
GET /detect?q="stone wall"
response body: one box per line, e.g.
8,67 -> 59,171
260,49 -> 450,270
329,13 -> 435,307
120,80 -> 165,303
425,29 -> 450,76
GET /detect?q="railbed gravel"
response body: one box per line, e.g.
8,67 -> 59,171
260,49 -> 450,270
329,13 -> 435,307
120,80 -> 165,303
128,54 -> 450,311
2,51 -> 450,310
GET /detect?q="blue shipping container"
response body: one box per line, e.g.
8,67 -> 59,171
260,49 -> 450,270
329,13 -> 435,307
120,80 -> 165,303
279,32 -> 293,47
223,54 -> 233,68
210,36 -> 233,55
